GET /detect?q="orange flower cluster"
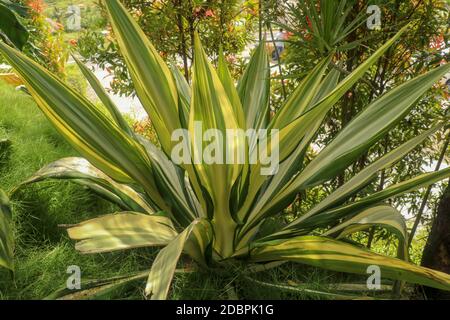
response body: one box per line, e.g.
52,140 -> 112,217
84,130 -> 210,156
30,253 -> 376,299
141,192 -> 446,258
193,7 -> 216,19
27,0 -> 46,15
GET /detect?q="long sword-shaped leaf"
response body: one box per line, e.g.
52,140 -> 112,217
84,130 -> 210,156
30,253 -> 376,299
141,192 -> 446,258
237,69 -> 341,244
218,49 -> 250,212
104,0 -> 180,155
189,34 -> 243,257
323,205 -> 407,242
67,213 -> 178,254
138,138 -> 201,226
269,63 -> 450,215
249,236 -> 450,291
0,189 -> 13,272
243,25 -> 409,207
73,56 -> 133,136
287,124 -> 444,229
167,66 -> 208,217
237,43 -> 270,132
238,68 -> 341,231
169,65 -> 191,128
15,157 -> 154,213
218,48 -> 245,129
293,167 -> 450,232
270,54 -> 332,129
145,219 -> 210,299
300,63 -> 450,188
0,41 -> 168,211
272,24 -> 409,144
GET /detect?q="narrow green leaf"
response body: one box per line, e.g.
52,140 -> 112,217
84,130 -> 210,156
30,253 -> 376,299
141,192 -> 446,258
249,236 -> 450,291
16,157 -> 154,214
145,219 -> 208,299
323,205 -> 407,243
271,63 -> 450,214
296,167 -> 450,231
0,189 -> 13,272
270,54 -> 332,129
169,65 -> 191,128
104,0 -> 180,154
237,43 -> 270,131
287,124 -> 444,229
73,56 -> 133,136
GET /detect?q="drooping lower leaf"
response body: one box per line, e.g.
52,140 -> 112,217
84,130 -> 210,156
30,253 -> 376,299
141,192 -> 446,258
16,157 -> 154,214
294,167 -> 450,232
323,205 -> 407,242
145,219 -> 211,299
249,236 -> 450,291
67,213 -> 178,254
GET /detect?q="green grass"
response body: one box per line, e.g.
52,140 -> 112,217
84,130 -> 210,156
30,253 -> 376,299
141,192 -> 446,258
0,82 -> 388,300
44,0 -> 97,8
0,82 -> 150,299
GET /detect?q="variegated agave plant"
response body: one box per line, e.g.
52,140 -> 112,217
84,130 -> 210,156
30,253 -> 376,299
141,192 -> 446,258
1,0 -> 450,299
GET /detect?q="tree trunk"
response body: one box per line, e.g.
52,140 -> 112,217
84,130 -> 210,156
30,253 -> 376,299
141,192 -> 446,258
420,183 -> 450,299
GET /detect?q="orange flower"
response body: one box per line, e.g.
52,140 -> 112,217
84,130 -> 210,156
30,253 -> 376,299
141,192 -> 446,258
430,34 -> 445,50
306,16 -> 313,30
27,0 -> 45,14
205,9 -> 215,18
226,55 -> 237,64
69,39 -> 78,46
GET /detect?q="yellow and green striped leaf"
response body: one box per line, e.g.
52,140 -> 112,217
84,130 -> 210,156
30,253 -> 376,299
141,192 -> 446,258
249,236 -> 450,291
294,167 -> 450,232
67,213 -> 178,254
237,43 -> 270,132
73,56 -> 133,136
0,41 -> 168,211
189,34 -> 243,257
104,0 -> 180,155
286,124 -> 444,229
218,48 -> 245,129
145,219 -> 211,299
267,63 -> 450,217
16,157 -> 155,214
